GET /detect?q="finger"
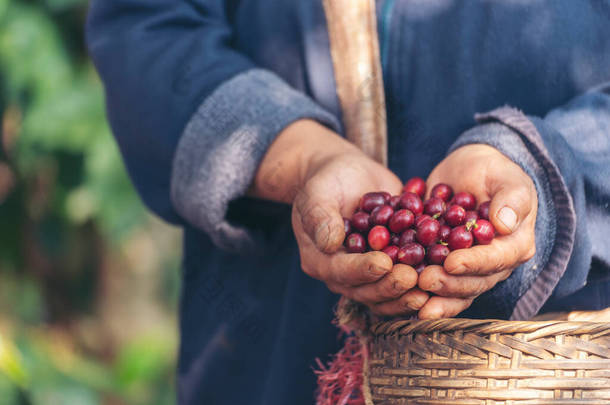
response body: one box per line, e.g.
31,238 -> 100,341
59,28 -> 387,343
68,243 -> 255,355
294,187 -> 345,253
293,208 -> 394,286
418,296 -> 474,319
488,176 -> 536,235
418,265 -> 512,298
444,231 -> 535,275
299,247 -> 392,287
349,264 -> 418,304
326,250 -> 394,286
370,288 -> 430,316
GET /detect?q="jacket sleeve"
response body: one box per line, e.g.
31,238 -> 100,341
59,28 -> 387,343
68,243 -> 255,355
86,0 -> 340,251
450,83 -> 610,320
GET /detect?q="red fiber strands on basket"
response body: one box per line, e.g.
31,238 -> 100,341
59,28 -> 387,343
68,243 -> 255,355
314,332 -> 365,405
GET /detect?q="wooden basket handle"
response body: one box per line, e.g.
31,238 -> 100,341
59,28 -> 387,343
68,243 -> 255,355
322,0 -> 388,166
322,4 -> 387,404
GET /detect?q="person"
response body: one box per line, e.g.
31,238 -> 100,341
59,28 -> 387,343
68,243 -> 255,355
86,1 -> 610,404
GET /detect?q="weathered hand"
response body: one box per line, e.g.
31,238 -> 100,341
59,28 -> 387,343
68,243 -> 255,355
249,120 -> 431,316
253,120 -> 428,316
417,144 -> 538,319
292,149 -> 430,316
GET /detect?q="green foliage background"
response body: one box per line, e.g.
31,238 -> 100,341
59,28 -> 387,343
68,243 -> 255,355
0,1 -> 182,404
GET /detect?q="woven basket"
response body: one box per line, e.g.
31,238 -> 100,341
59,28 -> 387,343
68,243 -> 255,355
365,318 -> 610,404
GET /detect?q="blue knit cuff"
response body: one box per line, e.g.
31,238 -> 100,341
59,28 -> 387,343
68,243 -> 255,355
170,69 -> 341,253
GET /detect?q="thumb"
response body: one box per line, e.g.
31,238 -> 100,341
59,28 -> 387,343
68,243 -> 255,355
294,190 -> 345,253
488,181 -> 534,235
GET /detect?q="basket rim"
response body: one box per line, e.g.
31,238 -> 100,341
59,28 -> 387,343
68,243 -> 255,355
370,318 -> 610,340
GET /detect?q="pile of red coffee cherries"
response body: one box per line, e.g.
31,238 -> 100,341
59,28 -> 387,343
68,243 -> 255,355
344,177 -> 496,272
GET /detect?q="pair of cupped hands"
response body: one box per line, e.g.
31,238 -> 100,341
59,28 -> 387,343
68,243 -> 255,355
253,120 -> 538,319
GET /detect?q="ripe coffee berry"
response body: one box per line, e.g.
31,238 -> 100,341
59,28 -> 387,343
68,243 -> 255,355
382,245 -> 400,264
403,177 -> 426,198
416,218 -> 440,246
399,192 -> 424,216
415,214 -> 432,228
478,201 -> 491,220
472,219 -> 495,245
398,242 -> 425,266
444,204 -> 466,226
368,225 -> 390,251
439,225 -> 452,243
388,195 -> 401,210
345,233 -> 366,253
448,225 -> 474,251
360,192 -> 387,213
399,229 -> 416,246
424,197 -> 446,217
370,205 -> 394,226
351,212 -> 370,233
464,210 -> 479,224
388,209 -> 415,233
430,183 -> 453,202
453,191 -> 477,211
428,244 -> 450,265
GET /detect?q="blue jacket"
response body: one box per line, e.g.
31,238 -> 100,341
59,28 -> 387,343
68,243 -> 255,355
87,1 -> 610,404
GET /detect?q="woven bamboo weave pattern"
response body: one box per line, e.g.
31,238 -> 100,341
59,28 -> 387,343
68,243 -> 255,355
367,319 -> 610,404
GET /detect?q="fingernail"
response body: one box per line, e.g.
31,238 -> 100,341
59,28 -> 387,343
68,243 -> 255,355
498,206 -> 517,232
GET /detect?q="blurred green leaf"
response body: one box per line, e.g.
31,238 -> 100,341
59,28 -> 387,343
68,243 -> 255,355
114,335 -> 174,390
0,374 -> 19,405
31,385 -> 98,405
0,4 -> 71,99
0,0 -> 7,19
0,334 -> 29,389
